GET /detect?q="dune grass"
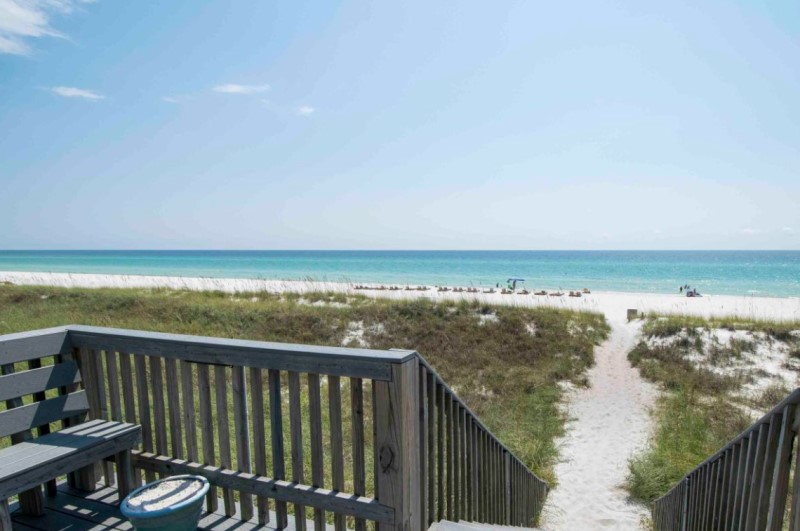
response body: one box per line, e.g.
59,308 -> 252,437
0,284 -> 609,487
626,314 -> 800,503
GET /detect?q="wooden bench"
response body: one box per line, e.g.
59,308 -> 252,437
0,353 -> 141,531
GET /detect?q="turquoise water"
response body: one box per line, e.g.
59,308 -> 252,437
0,251 -> 798,297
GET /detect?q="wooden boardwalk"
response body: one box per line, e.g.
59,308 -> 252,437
9,481 -> 327,531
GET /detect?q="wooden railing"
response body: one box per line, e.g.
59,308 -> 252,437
652,388 -> 800,531
0,325 -> 548,530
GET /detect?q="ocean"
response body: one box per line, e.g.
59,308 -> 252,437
1,250 -> 799,297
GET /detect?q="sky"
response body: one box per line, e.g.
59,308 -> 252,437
0,0 -> 798,250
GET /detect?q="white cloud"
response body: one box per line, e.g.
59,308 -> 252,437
213,83 -> 270,95
297,105 -> 315,116
49,86 -> 103,99
0,0 -> 95,55
162,96 -> 178,103
740,228 -> 758,235
782,227 -> 794,233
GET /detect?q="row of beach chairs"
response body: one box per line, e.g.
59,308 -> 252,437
352,285 -> 592,296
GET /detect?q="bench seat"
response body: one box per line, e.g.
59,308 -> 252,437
0,419 -> 141,501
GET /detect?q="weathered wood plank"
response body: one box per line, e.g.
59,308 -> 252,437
0,362 -> 81,403
1,362 -> 44,516
308,372 -> 325,531
131,451 -> 395,523
290,371 -> 308,531
328,376 -> 345,531
164,358 -> 184,460
426,371 -> 436,526
418,367 -> 428,531
436,382 -> 445,522
0,421 -> 141,500
350,376 -> 365,531
446,392 -> 453,521
0,391 -> 89,439
373,358 -> 419,531
232,365 -> 253,522
103,352 -> 121,423
180,360 -> 198,462
68,326 -> 408,380
767,405 -> 794,531
269,369 -> 288,528
196,363 -> 218,512
214,365 -> 236,516
0,329 -> 71,365
133,354 -> 155,484
755,413 -> 782,529
26,358 -> 57,497
249,367 -> 269,525
118,353 -> 137,425
149,356 -> 168,462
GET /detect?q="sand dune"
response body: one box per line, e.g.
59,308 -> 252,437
1,271 -> 798,322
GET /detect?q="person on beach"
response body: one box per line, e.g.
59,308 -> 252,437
680,286 -> 683,294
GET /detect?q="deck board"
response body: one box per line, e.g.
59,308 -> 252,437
9,482 -> 335,530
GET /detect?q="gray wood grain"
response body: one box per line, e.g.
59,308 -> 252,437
232,365 -> 254,522
0,391 -> 89,439
214,365 -> 236,517
131,451 -> 394,523
289,371 -> 307,531
249,367 -> 269,525
268,369 -> 288,528
67,325 -> 407,380
0,361 -> 81,402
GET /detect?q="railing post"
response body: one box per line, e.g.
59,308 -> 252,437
375,357 -> 421,531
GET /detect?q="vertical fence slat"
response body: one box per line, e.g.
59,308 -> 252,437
328,375 -> 345,531
745,422 -> 770,530
350,377 -> 365,531
446,392 -> 454,521
133,354 -> 156,485
164,358 -> 183,460
215,365 -> 236,516
249,367 -> 269,525
755,414 -> 782,529
104,351 -> 122,422
418,367 -> 428,531
196,363 -> 217,512
149,356 -> 168,460
290,371 -> 308,531
268,368 -> 288,529
426,372 -> 436,526
437,382 -> 445,522
232,365 -> 254,522
308,372 -> 325,531
180,361 -> 198,463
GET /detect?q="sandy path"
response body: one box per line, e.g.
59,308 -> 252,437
540,317 -> 657,530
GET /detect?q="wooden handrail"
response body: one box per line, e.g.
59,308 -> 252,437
653,388 -> 800,530
1,326 -> 549,530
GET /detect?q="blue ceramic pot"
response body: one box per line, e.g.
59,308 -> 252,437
121,475 -> 210,531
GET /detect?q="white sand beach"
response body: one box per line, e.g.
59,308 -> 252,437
3,270 -> 799,530
2,271 -> 798,322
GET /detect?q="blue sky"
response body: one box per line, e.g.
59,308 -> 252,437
1,0 -> 798,250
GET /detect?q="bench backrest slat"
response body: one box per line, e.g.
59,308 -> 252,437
0,361 -> 81,403
0,391 -> 90,438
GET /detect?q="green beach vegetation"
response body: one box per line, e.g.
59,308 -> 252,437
0,283 -> 609,487
626,314 -> 800,504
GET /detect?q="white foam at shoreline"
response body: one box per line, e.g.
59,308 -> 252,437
2,271 -> 798,322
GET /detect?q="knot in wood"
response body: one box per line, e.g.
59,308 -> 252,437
379,446 -> 394,471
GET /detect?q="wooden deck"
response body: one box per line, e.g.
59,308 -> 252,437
8,482 -> 324,531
